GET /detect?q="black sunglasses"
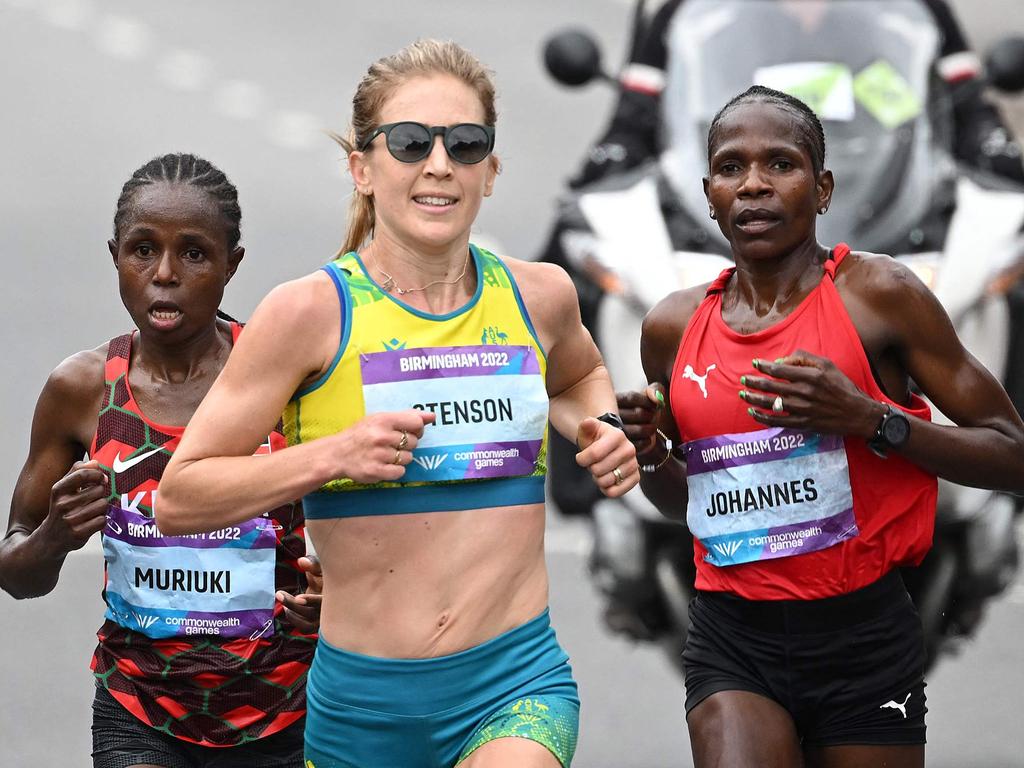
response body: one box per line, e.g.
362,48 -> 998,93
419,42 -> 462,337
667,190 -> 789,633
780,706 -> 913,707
359,122 -> 496,165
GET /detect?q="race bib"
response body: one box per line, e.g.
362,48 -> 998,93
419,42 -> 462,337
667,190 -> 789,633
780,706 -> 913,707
102,505 -> 278,639
685,427 -> 858,566
361,345 -> 548,482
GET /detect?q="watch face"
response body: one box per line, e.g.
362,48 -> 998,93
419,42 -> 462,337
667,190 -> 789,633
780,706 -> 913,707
597,412 -> 624,430
883,413 -> 911,446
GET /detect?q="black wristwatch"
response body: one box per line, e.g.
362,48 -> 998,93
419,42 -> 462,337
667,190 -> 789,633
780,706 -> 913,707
596,412 -> 625,431
867,404 -> 910,458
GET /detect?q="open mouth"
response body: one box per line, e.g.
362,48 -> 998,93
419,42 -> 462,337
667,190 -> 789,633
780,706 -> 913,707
735,208 -> 782,233
148,302 -> 183,328
413,195 -> 458,209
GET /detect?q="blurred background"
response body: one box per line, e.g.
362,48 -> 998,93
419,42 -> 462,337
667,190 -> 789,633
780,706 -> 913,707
1,1 -> 1022,766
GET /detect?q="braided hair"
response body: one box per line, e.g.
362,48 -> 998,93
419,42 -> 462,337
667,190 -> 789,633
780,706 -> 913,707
113,153 -> 242,249
708,85 -> 827,175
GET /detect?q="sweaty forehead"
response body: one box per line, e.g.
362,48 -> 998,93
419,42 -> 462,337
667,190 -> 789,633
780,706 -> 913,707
121,182 -> 224,235
709,101 -> 810,159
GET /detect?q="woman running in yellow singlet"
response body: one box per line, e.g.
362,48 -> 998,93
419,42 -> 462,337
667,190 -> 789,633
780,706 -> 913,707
157,41 -> 639,768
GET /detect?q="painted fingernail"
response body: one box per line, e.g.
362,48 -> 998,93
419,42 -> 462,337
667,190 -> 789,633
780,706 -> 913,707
747,407 -> 756,417
655,390 -> 665,407
739,390 -> 747,399
740,375 -> 747,386
752,358 -> 761,368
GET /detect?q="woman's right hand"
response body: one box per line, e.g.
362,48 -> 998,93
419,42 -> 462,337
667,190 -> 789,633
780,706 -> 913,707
40,460 -> 110,554
616,384 -> 667,459
331,409 -> 436,484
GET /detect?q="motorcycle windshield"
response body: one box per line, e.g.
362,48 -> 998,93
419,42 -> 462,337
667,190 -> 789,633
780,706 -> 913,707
662,0 -> 947,252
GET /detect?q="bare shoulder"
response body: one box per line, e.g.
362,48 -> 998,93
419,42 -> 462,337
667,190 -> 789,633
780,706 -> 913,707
237,270 -> 343,383
497,256 -> 579,343
32,344 -> 107,445
44,345 -> 107,405
639,283 -> 708,383
254,270 -> 339,325
833,250 -> 930,305
643,283 -> 709,346
501,256 -> 576,305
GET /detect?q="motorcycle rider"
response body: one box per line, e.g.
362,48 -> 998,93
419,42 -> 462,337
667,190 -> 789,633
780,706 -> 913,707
619,84 -> 1024,768
573,0 -> 1024,188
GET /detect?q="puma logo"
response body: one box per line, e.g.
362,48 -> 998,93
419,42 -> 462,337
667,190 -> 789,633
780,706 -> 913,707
880,693 -> 911,719
681,364 -> 717,399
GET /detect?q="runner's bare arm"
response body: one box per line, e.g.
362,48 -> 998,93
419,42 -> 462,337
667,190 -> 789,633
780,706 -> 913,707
0,351 -> 105,598
507,258 -> 638,495
157,274 -> 434,535
877,259 -> 1024,489
626,288 -> 704,520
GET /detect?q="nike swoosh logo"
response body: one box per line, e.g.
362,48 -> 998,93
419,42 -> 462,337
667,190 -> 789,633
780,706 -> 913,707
112,446 -> 165,473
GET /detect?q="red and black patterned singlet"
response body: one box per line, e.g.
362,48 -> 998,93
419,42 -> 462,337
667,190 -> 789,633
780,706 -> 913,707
89,328 -> 315,746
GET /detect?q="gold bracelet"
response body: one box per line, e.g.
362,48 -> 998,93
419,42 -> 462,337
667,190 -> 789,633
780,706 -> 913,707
639,429 -> 674,474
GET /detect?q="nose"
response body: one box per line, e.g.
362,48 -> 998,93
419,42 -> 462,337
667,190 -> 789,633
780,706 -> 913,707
737,163 -> 772,198
422,135 -> 453,177
152,251 -> 179,285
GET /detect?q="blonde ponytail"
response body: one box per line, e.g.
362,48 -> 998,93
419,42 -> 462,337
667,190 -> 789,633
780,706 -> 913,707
332,128 -> 376,255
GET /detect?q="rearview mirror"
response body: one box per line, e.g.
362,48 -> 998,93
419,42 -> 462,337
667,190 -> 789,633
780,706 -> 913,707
986,36 -> 1024,93
543,29 -> 608,87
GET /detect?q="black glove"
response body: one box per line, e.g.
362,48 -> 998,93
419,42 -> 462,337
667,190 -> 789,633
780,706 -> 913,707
953,94 -> 1024,183
570,87 -> 661,189
570,135 -> 650,189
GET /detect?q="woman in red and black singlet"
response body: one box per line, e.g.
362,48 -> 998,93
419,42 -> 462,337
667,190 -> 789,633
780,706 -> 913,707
618,86 -> 1024,768
0,153 -> 321,768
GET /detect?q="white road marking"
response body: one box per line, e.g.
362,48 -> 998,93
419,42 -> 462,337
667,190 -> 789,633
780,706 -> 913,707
156,49 -> 211,92
268,109 -> 323,151
547,520 -> 593,555
23,6 -> 322,152
94,14 -> 149,60
216,79 -> 266,121
41,0 -> 93,30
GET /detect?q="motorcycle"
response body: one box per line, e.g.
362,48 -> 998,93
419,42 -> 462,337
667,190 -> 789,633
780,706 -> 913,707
541,0 -> 1024,670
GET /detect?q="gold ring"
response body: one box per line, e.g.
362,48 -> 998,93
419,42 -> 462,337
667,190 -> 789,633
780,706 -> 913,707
393,449 -> 402,465
772,395 -> 785,413
397,430 -> 408,451
613,467 -> 624,485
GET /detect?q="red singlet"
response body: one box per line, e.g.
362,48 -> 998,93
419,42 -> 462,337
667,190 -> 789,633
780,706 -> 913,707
89,326 -> 315,746
670,244 -> 937,600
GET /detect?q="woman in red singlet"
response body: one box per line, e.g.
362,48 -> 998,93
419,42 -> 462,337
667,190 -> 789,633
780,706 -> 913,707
618,86 -> 1024,768
0,154 -> 321,768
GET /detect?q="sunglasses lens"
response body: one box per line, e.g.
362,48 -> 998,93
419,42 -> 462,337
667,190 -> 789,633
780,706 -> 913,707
386,122 -> 432,163
446,124 -> 492,164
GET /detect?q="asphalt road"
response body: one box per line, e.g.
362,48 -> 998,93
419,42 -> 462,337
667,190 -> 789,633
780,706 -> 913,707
2,1 -> 1024,766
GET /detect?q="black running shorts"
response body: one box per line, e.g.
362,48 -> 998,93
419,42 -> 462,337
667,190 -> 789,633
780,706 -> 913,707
682,569 -> 927,747
91,683 -> 306,768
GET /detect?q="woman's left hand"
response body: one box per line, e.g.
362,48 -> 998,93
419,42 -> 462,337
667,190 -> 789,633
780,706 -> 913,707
576,417 -> 640,497
276,555 -> 323,634
740,350 -> 883,438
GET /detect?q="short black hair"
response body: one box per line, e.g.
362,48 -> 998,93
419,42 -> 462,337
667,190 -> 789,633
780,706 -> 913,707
113,153 -> 241,249
707,85 -> 826,176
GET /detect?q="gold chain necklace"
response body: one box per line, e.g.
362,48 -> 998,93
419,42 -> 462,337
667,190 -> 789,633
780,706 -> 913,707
367,247 -> 471,296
